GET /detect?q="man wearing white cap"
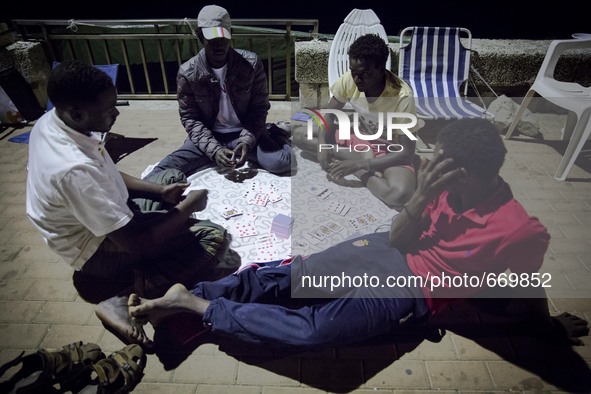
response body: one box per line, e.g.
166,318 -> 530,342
145,4 -> 293,178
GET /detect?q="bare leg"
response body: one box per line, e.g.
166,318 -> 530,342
129,283 -> 210,328
96,296 -> 152,347
292,123 -> 320,153
332,149 -> 374,162
366,166 -> 416,209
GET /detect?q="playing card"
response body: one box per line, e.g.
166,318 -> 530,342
348,218 -> 362,230
326,201 -> 351,216
356,216 -> 369,227
362,213 -> 378,223
325,220 -> 344,233
234,221 -> 258,237
299,231 -> 321,245
318,224 -> 333,237
248,180 -> 261,192
305,184 -> 324,195
232,214 -> 258,238
243,189 -> 255,201
291,239 -> 310,255
252,192 -> 269,206
327,201 -> 345,214
308,227 -> 327,241
259,182 -> 282,203
217,205 -> 242,220
340,205 -> 351,215
318,188 -> 333,200
244,189 -> 269,206
255,234 -> 278,261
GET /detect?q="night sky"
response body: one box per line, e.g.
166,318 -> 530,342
2,1 -> 587,40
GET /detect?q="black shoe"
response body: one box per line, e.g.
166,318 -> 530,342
266,123 -> 291,146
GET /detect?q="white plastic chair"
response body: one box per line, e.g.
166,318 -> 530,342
504,38 -> 591,181
328,9 -> 391,91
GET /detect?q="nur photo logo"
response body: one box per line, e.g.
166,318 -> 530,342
302,108 -> 418,153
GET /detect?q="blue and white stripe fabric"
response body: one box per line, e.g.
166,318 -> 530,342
399,27 -> 490,120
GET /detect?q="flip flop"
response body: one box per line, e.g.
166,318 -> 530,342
0,341 -> 104,393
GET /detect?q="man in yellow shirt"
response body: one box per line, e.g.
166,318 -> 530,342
293,34 -> 420,209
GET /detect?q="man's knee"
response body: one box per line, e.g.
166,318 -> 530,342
144,168 -> 187,185
375,186 -> 413,210
257,146 -> 294,174
292,129 -> 307,148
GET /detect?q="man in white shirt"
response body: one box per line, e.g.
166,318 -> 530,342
26,60 -> 236,347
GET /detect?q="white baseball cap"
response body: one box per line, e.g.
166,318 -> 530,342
197,5 -> 232,40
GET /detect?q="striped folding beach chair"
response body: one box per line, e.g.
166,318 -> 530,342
398,26 -> 492,121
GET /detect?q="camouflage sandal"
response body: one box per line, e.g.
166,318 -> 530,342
0,341 -> 104,393
82,344 -> 146,394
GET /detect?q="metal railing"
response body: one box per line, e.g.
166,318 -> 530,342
12,18 -> 320,100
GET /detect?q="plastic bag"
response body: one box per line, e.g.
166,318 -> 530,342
0,86 -> 23,124
487,95 -> 542,138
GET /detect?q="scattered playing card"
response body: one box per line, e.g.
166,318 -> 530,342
318,188 -> 333,200
299,232 -> 321,246
234,221 -> 258,237
307,227 -> 327,241
356,215 -> 369,228
305,184 -> 324,195
231,214 -> 258,238
347,213 -> 378,230
325,220 -> 344,233
243,189 -> 269,206
318,224 -> 333,237
252,192 -> 269,206
217,205 -> 242,220
259,182 -> 282,203
326,201 -> 351,216
255,234 -> 279,261
291,239 -> 310,255
348,218 -> 362,230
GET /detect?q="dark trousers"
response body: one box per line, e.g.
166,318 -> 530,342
145,132 -> 293,179
195,232 -> 429,349
73,169 -> 237,303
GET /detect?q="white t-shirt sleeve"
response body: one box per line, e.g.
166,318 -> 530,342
58,165 -> 133,237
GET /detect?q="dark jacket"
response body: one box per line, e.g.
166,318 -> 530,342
177,48 -> 270,160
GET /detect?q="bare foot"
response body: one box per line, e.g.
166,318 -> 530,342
96,296 -> 153,348
129,283 -> 208,327
551,312 -> 589,346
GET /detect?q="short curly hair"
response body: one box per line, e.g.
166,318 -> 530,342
437,119 -> 507,181
348,34 -> 389,69
47,60 -> 115,108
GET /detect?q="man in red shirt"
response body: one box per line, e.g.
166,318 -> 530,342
124,118 -> 588,349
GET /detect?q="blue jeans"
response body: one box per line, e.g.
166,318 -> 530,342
145,134 -> 293,178
194,232 -> 429,349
